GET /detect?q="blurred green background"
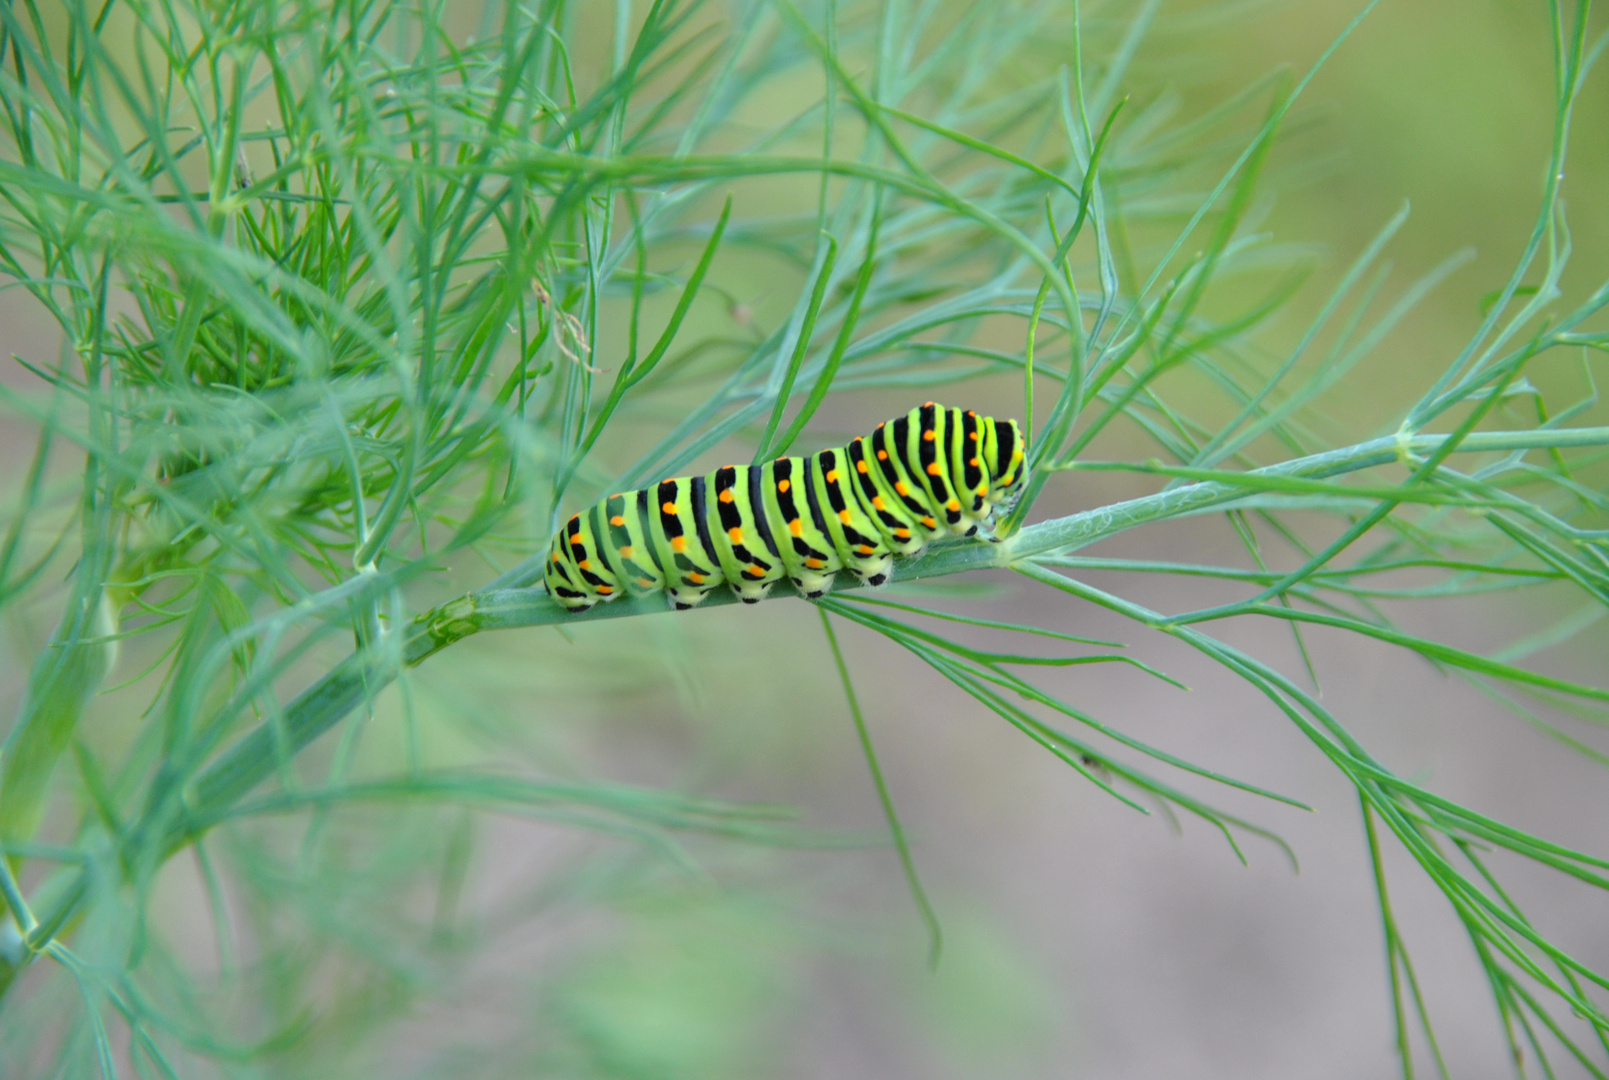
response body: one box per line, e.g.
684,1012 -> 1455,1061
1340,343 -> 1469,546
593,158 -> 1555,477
2,1 -> 1606,1077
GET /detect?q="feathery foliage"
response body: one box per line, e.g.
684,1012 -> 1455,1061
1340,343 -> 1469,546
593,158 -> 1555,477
0,0 -> 1606,1075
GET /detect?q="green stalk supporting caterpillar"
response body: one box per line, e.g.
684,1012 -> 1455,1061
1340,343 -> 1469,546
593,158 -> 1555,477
545,403 -> 1028,612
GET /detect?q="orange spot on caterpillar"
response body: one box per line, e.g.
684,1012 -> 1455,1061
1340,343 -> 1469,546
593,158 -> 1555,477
946,499 -> 960,511
596,584 -> 613,594
789,519 -> 803,536
805,557 -> 824,569
662,501 -> 677,515
872,496 -> 886,510
856,545 -> 874,556
671,536 -> 687,552
826,469 -> 839,483
838,509 -> 852,525
877,449 -> 888,460
921,516 -> 936,527
688,572 -> 706,584
637,577 -> 654,587
856,460 -> 868,474
619,546 -> 633,558
728,526 -> 743,542
719,489 -> 735,503
778,478 -> 790,493
578,559 -> 591,570
923,430 -> 936,441
610,515 -> 626,526
895,481 -> 909,496
926,463 -> 942,476
895,528 -> 910,539
748,563 -> 765,576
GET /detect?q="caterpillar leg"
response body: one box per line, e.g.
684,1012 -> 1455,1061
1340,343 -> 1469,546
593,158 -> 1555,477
665,586 -> 717,611
730,579 -> 778,605
549,588 -> 599,612
850,554 -> 895,588
547,578 -> 623,612
790,568 -> 834,599
789,548 -> 841,599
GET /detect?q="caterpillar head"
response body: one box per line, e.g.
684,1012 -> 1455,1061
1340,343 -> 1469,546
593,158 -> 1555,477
986,417 -> 1028,505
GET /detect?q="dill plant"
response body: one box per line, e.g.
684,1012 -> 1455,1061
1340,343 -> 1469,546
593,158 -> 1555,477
0,0 -> 1604,1076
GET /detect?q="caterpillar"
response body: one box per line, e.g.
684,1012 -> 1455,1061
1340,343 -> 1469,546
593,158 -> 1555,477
544,402 -> 1028,612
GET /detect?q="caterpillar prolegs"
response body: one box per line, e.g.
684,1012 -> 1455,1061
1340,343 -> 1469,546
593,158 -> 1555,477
544,403 -> 1028,612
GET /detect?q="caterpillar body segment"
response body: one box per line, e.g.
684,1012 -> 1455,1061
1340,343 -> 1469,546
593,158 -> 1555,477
868,421 -> 946,546
845,435 -> 925,557
596,490 -> 664,598
762,456 -> 845,599
812,445 -> 896,587
709,464 -> 786,604
649,476 -> 724,609
546,507 -> 619,605
544,404 -> 1029,612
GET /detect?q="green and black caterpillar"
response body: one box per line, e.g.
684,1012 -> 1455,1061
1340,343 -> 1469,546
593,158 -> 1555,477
544,403 -> 1028,612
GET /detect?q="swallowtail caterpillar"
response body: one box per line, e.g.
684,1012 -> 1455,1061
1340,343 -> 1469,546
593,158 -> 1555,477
544,402 -> 1027,612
